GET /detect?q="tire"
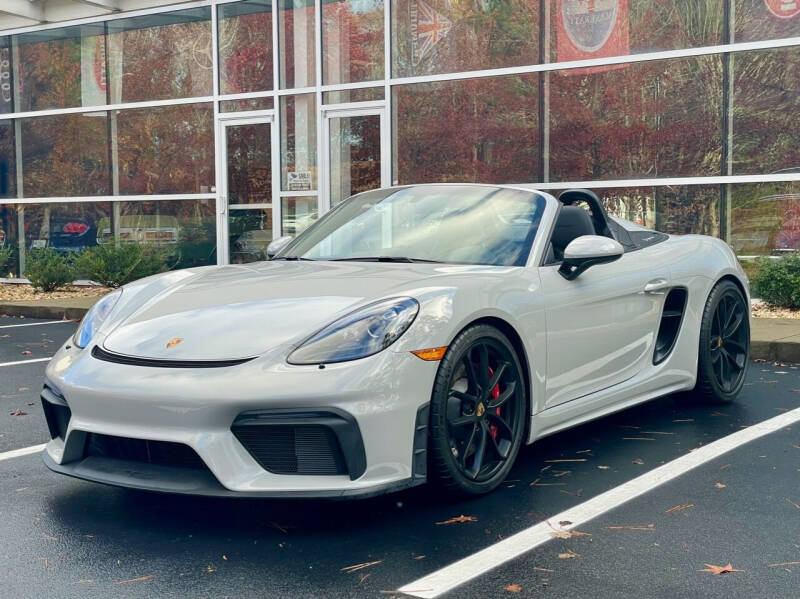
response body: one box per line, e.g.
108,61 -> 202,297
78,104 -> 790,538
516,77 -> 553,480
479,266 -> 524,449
693,280 -> 750,403
428,324 -> 527,496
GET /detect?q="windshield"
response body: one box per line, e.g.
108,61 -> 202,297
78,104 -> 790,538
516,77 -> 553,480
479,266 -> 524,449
278,185 -> 546,266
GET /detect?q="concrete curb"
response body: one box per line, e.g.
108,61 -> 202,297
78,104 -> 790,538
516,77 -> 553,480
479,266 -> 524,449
750,340 -> 800,364
0,303 -> 90,321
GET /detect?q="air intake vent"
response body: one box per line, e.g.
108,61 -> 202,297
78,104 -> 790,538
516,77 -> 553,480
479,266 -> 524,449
653,287 -> 688,365
232,424 -> 347,476
231,409 -> 367,480
84,433 -> 208,471
41,383 -> 71,441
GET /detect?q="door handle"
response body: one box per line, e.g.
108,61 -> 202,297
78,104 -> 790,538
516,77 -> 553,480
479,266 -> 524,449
643,279 -> 670,294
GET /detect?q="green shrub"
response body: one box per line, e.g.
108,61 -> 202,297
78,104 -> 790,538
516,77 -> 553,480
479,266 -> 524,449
23,248 -> 75,292
751,254 -> 800,309
0,246 -> 12,273
73,243 -> 168,288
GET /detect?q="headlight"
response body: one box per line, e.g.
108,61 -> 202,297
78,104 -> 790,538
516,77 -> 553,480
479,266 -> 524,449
288,297 -> 419,365
73,289 -> 122,349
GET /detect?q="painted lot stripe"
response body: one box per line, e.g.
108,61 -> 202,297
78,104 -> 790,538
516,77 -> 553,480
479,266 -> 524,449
0,443 -> 46,462
0,320 -> 74,329
0,357 -> 51,368
399,406 -> 800,598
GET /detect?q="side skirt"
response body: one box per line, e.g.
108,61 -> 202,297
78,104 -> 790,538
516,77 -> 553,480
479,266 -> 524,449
527,376 -> 694,444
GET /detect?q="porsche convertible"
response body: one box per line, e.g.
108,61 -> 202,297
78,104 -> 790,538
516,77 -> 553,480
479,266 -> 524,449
41,185 -> 750,498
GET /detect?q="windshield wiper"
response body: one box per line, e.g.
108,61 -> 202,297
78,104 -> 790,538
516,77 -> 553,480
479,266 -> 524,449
271,255 -> 315,261
327,256 -> 443,263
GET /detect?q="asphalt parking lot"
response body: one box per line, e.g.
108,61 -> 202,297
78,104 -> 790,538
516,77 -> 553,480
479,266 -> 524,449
1,316 -> 798,598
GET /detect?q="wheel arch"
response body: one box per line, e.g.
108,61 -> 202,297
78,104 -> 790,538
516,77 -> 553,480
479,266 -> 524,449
715,273 -> 749,303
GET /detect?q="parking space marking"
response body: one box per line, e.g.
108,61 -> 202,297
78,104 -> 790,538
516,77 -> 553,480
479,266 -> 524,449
0,443 -> 47,462
0,320 -> 74,329
0,358 -> 51,368
399,406 -> 800,599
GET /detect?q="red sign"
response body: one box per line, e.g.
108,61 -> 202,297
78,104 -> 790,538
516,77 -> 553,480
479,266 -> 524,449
557,0 -> 630,74
764,0 -> 800,19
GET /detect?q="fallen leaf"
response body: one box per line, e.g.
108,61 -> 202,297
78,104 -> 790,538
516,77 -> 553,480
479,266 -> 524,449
413,555 -> 426,560
632,458 -> 645,465
714,483 -> 727,489
559,520 -> 572,526
699,563 -> 743,575
222,555 -> 228,561
622,437 -> 656,441
665,504 -> 694,514
673,419 -> 694,422
604,524 -> 655,531
641,431 -> 675,435
505,583 -> 523,593
341,560 -> 383,573
597,465 -> 610,470
545,458 -> 587,463
558,549 -> 580,559
785,498 -> 800,510
21,350 -> 31,355
115,575 -> 153,585
205,565 -> 216,573
768,561 -> 800,567
9,409 -> 28,416
269,521 -> 290,534
533,567 -> 554,573
531,482 -> 566,487
18,387 -> 29,391
559,488 -> 583,497
359,573 -> 370,584
436,515 -> 477,525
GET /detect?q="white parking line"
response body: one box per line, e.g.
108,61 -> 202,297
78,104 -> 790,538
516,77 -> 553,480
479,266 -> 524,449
0,443 -> 47,462
0,320 -> 74,329
399,406 -> 800,598
0,357 -> 51,368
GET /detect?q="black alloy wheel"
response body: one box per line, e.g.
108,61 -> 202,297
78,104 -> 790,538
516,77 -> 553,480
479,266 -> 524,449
695,280 -> 750,402
429,325 -> 526,495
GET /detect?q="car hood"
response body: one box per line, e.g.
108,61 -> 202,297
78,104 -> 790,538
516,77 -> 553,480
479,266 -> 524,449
101,261 -> 452,361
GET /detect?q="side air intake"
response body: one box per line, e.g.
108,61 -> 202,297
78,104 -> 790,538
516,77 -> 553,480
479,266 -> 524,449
653,287 -> 688,365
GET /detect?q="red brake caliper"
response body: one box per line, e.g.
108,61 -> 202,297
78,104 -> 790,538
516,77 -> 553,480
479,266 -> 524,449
487,366 -> 501,439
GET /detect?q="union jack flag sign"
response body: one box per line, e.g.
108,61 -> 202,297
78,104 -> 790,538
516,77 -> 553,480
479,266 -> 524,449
410,0 -> 453,65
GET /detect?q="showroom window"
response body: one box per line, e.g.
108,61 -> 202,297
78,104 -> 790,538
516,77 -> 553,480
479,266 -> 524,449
21,112 -> 110,198
279,0 -> 316,89
323,0 -> 384,85
393,74 -> 539,185
547,55 -> 724,182
106,7 -> 213,103
731,47 -> 800,175
280,93 -> 317,190
114,103 -> 215,195
392,0 -> 539,78
218,0 -> 274,95
15,24 -> 106,111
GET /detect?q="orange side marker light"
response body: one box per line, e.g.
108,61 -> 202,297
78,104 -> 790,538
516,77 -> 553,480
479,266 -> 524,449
411,347 -> 448,361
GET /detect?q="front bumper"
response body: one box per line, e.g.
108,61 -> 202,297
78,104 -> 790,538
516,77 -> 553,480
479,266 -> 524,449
42,340 -> 436,498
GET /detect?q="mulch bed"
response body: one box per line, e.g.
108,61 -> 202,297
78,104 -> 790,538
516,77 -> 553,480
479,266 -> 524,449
0,283 -> 111,302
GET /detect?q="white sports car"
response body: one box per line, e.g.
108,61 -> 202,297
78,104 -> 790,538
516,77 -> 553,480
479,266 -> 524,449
41,185 -> 750,498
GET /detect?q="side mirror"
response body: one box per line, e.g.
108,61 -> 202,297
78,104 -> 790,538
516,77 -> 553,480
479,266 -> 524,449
267,235 -> 293,259
558,235 -> 624,280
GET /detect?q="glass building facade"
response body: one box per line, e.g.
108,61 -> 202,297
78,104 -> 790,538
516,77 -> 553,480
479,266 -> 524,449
0,0 -> 798,276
